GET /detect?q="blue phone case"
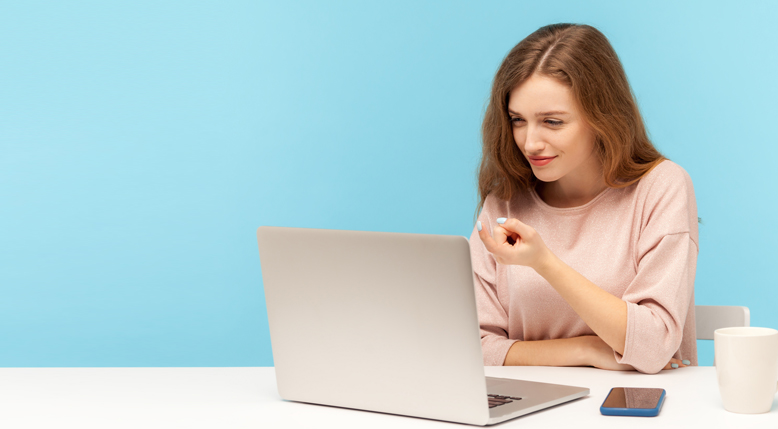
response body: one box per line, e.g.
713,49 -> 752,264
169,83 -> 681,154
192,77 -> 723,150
600,388 -> 666,417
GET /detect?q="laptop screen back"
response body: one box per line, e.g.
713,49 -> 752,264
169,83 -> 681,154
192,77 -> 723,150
258,227 -> 490,425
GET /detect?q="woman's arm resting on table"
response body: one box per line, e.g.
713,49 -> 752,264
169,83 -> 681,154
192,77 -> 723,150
504,335 -> 688,371
503,336 -> 630,370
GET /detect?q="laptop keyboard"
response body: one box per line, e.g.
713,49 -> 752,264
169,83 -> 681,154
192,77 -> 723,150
488,394 -> 522,408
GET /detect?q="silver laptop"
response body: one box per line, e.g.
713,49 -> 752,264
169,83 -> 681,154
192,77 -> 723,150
257,226 -> 588,425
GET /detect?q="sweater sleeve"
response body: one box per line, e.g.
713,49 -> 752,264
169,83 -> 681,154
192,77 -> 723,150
614,162 -> 699,374
469,200 -> 519,366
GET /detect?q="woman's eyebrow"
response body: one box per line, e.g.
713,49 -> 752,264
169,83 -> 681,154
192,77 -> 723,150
535,110 -> 569,117
508,110 -> 570,117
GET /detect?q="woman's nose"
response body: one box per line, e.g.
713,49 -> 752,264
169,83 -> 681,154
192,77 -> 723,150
523,127 -> 545,153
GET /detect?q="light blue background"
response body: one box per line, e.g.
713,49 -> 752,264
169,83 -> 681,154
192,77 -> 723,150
1,1 -> 775,367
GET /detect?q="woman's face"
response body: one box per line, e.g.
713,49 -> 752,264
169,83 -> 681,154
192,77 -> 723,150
508,74 -> 600,185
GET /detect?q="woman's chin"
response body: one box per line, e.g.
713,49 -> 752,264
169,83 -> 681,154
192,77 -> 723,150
532,171 -> 561,183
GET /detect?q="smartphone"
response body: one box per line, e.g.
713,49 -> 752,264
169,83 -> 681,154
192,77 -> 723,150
600,387 -> 666,417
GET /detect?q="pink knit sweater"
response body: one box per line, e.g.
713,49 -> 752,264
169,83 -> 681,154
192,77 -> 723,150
470,160 -> 698,374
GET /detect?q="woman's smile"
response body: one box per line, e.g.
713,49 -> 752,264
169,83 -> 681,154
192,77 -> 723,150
527,155 -> 556,166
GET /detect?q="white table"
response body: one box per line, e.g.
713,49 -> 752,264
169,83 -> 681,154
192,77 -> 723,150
0,366 -> 774,428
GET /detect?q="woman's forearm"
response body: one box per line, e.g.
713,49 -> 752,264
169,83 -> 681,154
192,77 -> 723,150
503,337 -> 589,366
504,336 -> 638,371
534,251 -> 628,355
477,218 -> 628,356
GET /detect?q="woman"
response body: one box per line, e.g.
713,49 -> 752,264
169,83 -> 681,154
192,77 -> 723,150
471,23 -> 698,374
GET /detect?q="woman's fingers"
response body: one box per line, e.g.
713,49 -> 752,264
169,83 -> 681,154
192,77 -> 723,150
492,225 -> 511,246
479,219 -> 523,246
478,221 -> 509,248
478,217 -> 540,266
663,358 -> 690,370
477,222 -> 517,266
477,221 -> 499,254
498,217 -> 532,237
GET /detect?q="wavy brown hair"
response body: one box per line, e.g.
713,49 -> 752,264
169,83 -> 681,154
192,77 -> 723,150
476,23 -> 665,216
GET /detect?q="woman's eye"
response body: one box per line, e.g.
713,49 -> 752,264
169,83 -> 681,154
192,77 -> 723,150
546,120 -> 563,126
510,117 -> 524,124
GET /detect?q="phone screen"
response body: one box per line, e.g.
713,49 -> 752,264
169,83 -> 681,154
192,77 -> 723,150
602,388 -> 664,409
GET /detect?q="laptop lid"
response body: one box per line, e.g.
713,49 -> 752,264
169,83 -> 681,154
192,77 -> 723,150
258,226 -> 491,425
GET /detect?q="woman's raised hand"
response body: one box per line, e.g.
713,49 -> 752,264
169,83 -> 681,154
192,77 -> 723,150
477,217 -> 551,270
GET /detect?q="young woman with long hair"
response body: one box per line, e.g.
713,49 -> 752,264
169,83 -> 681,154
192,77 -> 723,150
472,23 -> 697,374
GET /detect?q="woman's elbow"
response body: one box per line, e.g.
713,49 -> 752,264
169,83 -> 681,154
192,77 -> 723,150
624,327 -> 683,374
631,361 -> 665,375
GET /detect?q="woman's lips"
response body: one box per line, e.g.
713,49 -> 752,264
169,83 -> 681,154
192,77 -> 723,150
528,156 -> 556,166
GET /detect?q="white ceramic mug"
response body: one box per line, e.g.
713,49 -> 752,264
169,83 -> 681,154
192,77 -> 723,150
714,327 -> 778,414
